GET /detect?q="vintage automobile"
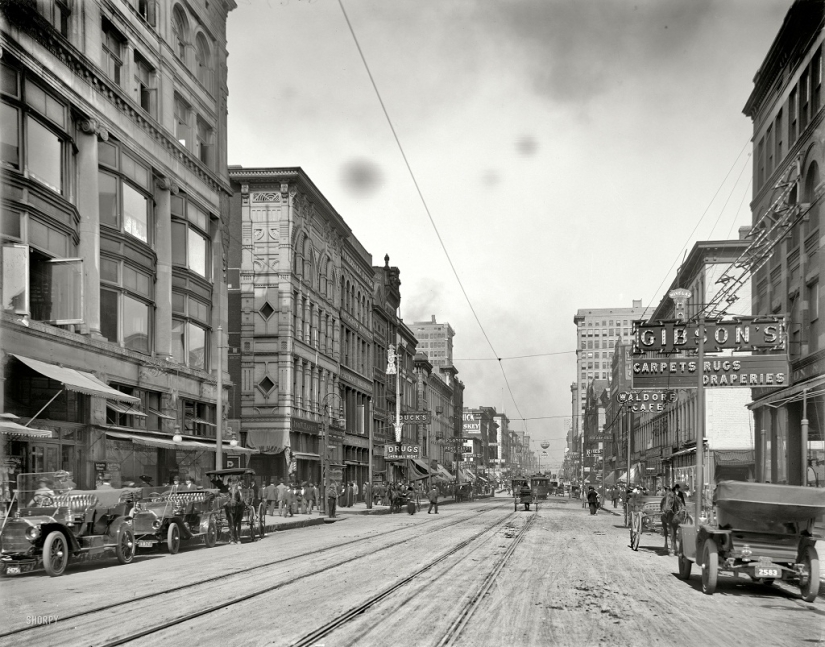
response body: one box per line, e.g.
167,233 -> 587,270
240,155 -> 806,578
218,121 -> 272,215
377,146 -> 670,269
131,486 -> 220,553
0,472 -> 138,577
676,481 -> 822,602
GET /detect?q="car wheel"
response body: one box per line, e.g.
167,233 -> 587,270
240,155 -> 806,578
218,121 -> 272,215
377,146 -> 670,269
675,530 -> 691,580
116,528 -> 135,565
167,523 -> 181,555
42,531 -> 69,577
800,546 -> 820,603
702,539 -> 718,595
204,517 -> 217,548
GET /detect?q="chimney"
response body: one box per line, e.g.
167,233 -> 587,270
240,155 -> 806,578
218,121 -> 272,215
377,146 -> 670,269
431,315 -> 436,323
632,299 -> 642,308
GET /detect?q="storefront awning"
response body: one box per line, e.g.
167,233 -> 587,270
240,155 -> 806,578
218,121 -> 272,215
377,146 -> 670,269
105,429 -> 256,454
411,458 -> 433,474
245,429 -> 289,455
12,354 -> 139,403
107,401 -> 147,417
748,375 -> 825,410
0,420 -> 53,438
293,452 -> 320,461
714,449 -> 755,466
436,464 -> 454,480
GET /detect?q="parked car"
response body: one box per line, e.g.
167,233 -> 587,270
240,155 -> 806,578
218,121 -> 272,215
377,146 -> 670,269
132,487 -> 220,553
0,472 -> 138,577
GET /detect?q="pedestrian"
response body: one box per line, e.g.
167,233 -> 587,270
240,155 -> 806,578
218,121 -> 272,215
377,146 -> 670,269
610,486 -> 618,509
326,481 -> 338,518
353,480 -> 359,504
346,481 -> 354,507
264,480 -> 277,516
427,484 -> 439,514
284,482 -> 295,517
276,478 -> 288,517
306,482 -> 317,513
586,486 -> 600,515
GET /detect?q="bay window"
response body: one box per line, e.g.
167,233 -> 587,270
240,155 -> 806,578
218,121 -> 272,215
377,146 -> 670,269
171,291 -> 210,370
171,195 -> 211,279
1,62 -> 67,195
98,140 -> 152,244
102,18 -> 124,86
100,258 -> 154,354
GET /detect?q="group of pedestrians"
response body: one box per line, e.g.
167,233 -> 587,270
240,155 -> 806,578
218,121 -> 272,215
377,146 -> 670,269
262,479 -> 319,517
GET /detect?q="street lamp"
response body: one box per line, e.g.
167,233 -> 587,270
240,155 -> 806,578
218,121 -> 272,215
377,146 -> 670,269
172,424 -> 183,444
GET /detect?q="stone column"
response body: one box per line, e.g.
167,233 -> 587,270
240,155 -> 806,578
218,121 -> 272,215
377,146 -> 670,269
76,118 -> 107,339
154,177 -> 176,359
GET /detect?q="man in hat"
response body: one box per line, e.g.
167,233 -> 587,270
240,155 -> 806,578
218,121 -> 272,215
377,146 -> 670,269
276,478 -> 288,517
264,480 -> 277,516
586,486 -> 600,515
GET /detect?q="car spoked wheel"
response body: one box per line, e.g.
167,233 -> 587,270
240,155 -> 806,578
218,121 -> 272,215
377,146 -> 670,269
117,528 -> 135,564
800,546 -> 820,603
43,531 -> 68,577
204,518 -> 217,548
701,539 -> 718,595
167,523 -> 181,554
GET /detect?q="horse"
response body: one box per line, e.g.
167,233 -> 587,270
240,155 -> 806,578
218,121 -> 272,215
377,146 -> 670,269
660,490 -> 689,555
224,480 -> 246,544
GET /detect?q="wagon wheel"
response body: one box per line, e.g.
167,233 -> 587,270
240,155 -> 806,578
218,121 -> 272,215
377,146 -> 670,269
701,539 -> 718,595
248,505 -> 257,542
167,522 -> 181,555
514,498 -> 517,512
800,546 -> 820,603
116,528 -> 135,565
42,531 -> 69,577
204,516 -> 217,548
257,503 -> 266,539
630,512 -> 641,551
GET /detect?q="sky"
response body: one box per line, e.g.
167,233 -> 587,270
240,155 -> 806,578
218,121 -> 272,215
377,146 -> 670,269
227,0 -> 792,470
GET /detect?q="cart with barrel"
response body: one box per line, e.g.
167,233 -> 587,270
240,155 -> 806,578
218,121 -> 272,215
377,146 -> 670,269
675,481 -> 822,602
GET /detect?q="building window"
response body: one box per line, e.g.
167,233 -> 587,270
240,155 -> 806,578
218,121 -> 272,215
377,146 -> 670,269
179,398 -> 216,437
766,125 -> 773,174
789,87 -> 798,144
757,137 -> 765,187
137,0 -> 157,27
801,70 -> 810,131
98,140 -> 152,244
171,196 -> 211,279
108,386 -> 163,431
195,33 -> 213,92
3,244 -> 83,324
101,18 -> 124,86
100,258 -> 153,354
809,281 -> 820,353
174,94 -> 190,148
774,109 -> 783,165
813,49 -> 822,115
172,5 -> 189,62
43,0 -> 71,37
195,116 -> 213,168
133,51 -> 157,117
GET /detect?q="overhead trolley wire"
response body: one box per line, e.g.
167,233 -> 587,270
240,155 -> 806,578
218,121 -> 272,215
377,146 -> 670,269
337,0 -> 529,428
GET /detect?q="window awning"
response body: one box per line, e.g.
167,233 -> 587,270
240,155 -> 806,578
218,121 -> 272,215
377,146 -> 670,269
12,354 -> 139,403
292,452 -> 320,461
436,464 -> 454,480
0,420 -> 53,438
246,429 -> 289,455
107,402 -> 147,417
714,449 -> 755,466
148,408 -> 175,420
186,417 -> 216,427
105,429 -> 256,454
748,375 -> 825,410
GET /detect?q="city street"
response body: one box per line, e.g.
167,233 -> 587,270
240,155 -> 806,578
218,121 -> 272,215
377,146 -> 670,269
1,496 -> 822,647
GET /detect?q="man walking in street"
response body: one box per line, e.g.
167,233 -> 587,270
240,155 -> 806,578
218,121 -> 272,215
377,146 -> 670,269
264,480 -> 277,515
326,481 -> 339,518
427,484 -> 439,514
610,486 -> 619,509
276,478 -> 288,517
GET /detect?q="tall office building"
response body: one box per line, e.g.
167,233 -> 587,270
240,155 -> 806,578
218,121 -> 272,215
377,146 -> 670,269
413,316 -> 454,367
572,300 -> 646,449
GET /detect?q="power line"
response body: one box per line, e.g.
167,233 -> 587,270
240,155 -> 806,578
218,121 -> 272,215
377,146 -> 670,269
337,0 -> 529,429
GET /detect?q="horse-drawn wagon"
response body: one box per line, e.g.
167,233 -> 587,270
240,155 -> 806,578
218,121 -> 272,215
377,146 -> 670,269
511,478 -> 535,511
206,468 -> 265,543
676,481 -> 822,602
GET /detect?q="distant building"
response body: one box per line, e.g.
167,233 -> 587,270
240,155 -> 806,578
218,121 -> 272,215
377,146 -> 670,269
743,0 -> 824,486
413,316 -> 454,367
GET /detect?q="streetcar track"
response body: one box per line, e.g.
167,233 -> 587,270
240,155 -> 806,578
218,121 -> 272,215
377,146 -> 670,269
288,508 -> 527,647
0,500 -> 506,641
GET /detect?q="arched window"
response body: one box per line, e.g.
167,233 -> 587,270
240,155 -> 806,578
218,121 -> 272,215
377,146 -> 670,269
172,6 -> 189,62
804,161 -> 820,237
326,260 -> 333,298
294,235 -> 303,277
195,33 -> 212,91
303,237 -> 312,280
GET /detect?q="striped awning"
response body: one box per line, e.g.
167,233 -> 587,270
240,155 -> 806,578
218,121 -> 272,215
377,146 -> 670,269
12,355 -> 139,403
0,420 -> 53,438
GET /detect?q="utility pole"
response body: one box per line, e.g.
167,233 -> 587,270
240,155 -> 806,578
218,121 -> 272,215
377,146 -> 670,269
216,325 -> 223,471
696,312 -> 705,524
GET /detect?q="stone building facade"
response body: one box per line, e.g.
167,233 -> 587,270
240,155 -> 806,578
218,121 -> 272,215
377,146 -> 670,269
0,0 -> 241,498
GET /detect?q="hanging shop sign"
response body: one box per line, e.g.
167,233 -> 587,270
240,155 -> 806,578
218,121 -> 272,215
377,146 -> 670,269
396,411 -> 431,424
631,317 -> 785,355
384,443 -> 421,460
631,355 -> 789,389
616,390 -> 678,412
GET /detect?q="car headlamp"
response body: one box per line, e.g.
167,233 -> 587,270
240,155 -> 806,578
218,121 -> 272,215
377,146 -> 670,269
25,526 -> 41,541
152,520 -> 162,530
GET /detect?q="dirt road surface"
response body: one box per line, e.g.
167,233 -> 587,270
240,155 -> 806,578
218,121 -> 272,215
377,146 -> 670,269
1,496 -> 822,647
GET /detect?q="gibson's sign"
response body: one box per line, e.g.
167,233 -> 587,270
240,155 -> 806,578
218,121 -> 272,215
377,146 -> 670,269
632,317 -> 785,354
631,355 -> 789,389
